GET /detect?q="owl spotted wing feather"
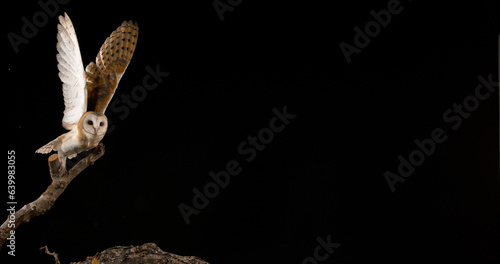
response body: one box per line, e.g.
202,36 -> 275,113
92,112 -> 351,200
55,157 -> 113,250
35,137 -> 60,154
57,13 -> 87,130
85,21 -> 139,113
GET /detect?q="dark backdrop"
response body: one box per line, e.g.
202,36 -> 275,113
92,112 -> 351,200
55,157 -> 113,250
4,0 -> 500,263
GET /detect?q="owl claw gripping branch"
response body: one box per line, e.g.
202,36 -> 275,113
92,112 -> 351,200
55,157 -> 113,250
36,13 -> 138,173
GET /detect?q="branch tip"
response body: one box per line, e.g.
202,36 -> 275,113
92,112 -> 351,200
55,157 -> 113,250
40,245 -> 61,264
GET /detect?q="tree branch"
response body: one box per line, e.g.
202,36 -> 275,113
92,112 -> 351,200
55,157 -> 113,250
71,243 -> 209,264
40,245 -> 61,264
0,143 -> 105,249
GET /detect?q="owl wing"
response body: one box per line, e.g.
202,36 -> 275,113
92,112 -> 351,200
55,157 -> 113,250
85,21 -> 139,114
57,13 -> 87,130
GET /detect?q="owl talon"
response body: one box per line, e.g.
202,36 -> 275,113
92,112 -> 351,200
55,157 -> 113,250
58,167 -> 67,176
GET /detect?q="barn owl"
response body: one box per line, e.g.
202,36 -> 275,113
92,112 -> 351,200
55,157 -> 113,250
36,13 -> 138,172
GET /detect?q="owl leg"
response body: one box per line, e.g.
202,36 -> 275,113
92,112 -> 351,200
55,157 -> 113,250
58,153 -> 67,174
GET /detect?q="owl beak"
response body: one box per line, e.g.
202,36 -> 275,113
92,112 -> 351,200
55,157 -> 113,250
95,125 -> 106,135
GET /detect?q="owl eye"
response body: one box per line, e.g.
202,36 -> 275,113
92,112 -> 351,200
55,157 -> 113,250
87,120 -> 93,125
99,122 -> 104,126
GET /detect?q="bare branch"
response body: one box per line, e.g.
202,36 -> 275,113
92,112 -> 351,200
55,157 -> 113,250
40,245 -> 61,264
0,143 -> 105,249
71,243 -> 209,264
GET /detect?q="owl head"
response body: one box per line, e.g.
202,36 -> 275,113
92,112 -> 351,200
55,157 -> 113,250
79,111 -> 108,136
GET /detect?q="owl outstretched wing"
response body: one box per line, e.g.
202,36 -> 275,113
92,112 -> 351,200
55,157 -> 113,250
85,20 -> 139,113
57,13 -> 87,130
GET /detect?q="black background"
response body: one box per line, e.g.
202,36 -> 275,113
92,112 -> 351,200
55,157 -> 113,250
4,0 -> 500,263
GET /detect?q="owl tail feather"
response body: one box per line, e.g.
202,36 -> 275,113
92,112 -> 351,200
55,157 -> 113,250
35,138 -> 58,154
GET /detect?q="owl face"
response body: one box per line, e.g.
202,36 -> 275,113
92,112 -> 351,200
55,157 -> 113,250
80,112 -> 108,136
